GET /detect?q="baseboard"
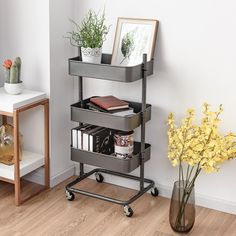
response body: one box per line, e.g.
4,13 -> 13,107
50,166 -> 75,187
75,164 -> 236,215
194,192 -> 236,215
24,165 -> 75,187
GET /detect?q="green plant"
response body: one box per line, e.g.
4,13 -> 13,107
67,9 -> 110,48
3,57 -> 22,83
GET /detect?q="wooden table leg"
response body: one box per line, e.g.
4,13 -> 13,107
2,115 -> 7,125
44,100 -> 50,188
13,110 -> 21,206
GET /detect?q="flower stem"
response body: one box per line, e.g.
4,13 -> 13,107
174,168 -> 201,229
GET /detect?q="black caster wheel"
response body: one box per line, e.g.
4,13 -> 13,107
151,187 -> 159,197
124,205 -> 134,217
95,173 -> 104,183
65,190 -> 75,201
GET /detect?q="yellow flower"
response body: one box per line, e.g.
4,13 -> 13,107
167,103 -> 236,174
167,103 -> 235,227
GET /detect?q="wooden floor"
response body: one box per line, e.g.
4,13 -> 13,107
0,177 -> 236,236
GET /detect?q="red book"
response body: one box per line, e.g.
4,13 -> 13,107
90,96 -> 129,111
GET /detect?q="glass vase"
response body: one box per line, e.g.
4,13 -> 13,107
169,181 -> 195,233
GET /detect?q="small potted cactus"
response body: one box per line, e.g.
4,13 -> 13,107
3,57 -> 23,95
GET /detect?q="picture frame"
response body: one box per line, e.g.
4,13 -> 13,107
111,18 -> 159,66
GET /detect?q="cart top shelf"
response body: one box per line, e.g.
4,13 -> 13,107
68,54 -> 154,82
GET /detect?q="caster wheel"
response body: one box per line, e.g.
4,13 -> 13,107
95,173 -> 104,183
151,187 -> 159,197
66,190 -> 75,201
124,205 -> 134,217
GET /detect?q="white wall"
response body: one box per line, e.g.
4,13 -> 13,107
0,0 -> 51,181
74,0 -> 236,214
49,0 -> 76,185
0,0 -> 50,93
0,1 -> 50,153
0,0 -> 76,186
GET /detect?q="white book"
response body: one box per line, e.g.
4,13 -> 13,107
78,130 -> 82,149
83,133 -> 89,151
83,126 -> 101,151
77,124 -> 90,149
72,128 -> 78,148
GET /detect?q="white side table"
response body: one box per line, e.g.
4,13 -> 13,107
0,88 -> 50,206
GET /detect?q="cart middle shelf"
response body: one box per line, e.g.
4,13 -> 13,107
71,98 -> 152,132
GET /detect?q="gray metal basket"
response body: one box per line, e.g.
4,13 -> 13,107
71,142 -> 151,173
68,54 -> 154,82
71,98 -> 152,131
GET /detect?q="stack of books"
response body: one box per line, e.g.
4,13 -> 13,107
71,124 -> 114,155
87,96 -> 135,116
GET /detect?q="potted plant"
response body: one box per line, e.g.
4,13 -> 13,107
3,57 -> 23,95
66,9 -> 110,64
167,103 -> 236,233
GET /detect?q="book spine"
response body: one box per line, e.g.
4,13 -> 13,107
72,129 -> 78,148
83,133 -> 89,151
87,103 -> 108,112
92,132 -> 100,152
92,129 -> 114,154
77,130 -> 82,149
95,135 -> 100,152
78,124 -> 93,150
89,135 -> 93,152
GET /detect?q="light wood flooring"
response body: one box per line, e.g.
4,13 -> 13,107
0,177 -> 236,236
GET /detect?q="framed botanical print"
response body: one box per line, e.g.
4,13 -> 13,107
111,18 -> 159,66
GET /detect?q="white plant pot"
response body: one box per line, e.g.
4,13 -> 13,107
4,82 -> 23,95
81,47 -> 102,64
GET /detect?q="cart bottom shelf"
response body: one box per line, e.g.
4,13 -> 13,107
66,167 -> 158,217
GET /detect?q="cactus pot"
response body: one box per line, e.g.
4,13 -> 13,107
4,82 -> 23,95
81,47 -> 102,64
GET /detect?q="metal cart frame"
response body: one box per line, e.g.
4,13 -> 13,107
65,53 -> 158,217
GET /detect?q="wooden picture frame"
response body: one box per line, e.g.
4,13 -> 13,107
111,18 -> 159,66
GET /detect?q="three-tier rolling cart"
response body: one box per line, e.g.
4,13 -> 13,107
65,53 -> 159,217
